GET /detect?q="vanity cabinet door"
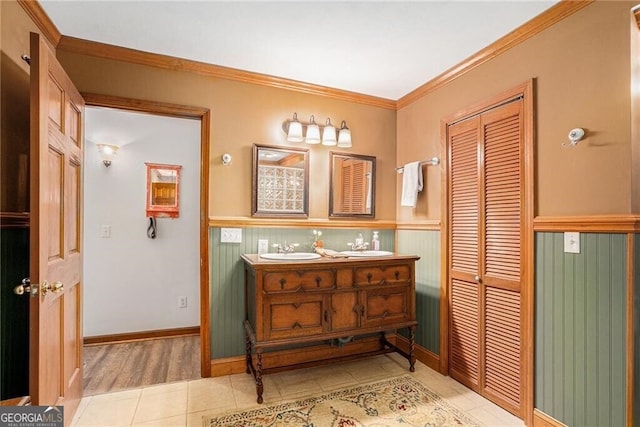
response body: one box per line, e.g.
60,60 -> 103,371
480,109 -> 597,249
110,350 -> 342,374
330,291 -> 360,331
264,294 -> 330,340
353,264 -> 411,287
361,285 -> 411,328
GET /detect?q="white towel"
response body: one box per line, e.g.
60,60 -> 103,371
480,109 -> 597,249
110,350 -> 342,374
400,161 -> 423,207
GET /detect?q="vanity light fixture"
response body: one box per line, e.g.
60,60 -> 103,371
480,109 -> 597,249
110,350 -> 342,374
321,118 -> 337,146
305,115 -> 321,144
337,120 -> 352,148
96,144 -> 119,167
283,113 -> 352,148
286,113 -> 303,142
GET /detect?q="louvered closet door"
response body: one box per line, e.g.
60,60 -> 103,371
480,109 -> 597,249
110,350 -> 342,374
481,101 -> 523,414
449,117 -> 482,389
448,99 -> 524,417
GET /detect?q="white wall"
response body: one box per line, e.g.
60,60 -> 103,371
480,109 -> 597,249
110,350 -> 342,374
83,108 -> 200,336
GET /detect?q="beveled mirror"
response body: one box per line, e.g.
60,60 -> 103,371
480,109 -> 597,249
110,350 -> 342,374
329,152 -> 375,218
252,144 -> 309,217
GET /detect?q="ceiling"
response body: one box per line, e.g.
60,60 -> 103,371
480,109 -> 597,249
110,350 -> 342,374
40,1 -> 557,100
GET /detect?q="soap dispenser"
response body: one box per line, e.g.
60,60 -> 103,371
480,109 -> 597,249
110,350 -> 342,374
371,231 -> 380,251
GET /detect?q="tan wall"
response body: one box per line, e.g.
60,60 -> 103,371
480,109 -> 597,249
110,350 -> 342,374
397,1 -> 634,219
55,52 -> 398,220
632,8 -> 640,212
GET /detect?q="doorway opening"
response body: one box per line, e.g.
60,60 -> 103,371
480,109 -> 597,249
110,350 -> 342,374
82,94 -> 211,394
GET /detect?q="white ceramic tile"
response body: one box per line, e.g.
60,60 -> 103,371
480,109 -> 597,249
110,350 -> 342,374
74,352 -> 526,427
187,377 -> 236,413
141,381 -> 188,396
131,414 -> 187,427
73,396 -> 139,427
133,389 -> 188,423
467,402 -> 526,427
90,388 -> 143,402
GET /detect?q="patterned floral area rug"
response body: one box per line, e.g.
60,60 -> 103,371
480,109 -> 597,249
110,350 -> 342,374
204,375 -> 482,427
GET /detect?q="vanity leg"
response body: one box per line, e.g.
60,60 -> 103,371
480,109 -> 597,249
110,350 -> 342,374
245,332 -> 251,374
408,325 -> 416,372
256,349 -> 264,404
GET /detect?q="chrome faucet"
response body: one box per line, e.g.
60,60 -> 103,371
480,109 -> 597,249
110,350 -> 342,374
347,233 -> 369,251
273,242 -> 299,253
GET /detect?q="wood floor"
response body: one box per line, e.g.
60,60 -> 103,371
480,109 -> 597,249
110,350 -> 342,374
83,335 -> 201,396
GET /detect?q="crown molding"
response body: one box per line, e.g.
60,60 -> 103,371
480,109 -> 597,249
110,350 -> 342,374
396,1 -> 594,109
56,35 -> 397,110
22,0 -> 589,111
18,0 -> 61,47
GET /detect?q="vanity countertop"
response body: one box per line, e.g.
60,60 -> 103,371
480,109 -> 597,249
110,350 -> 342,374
241,253 -> 420,266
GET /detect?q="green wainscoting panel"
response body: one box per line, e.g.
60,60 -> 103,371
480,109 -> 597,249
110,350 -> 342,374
397,230 -> 440,354
209,227 -> 394,359
0,228 -> 30,400
535,232 -> 626,427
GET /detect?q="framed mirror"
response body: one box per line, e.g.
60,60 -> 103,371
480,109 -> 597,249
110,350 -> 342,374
252,144 -> 309,218
329,152 -> 375,218
145,162 -> 182,218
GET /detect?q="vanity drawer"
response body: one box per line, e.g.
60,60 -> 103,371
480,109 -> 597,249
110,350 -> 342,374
353,264 -> 411,287
263,269 -> 335,293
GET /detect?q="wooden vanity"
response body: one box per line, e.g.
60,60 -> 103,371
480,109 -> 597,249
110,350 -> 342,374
241,253 -> 419,403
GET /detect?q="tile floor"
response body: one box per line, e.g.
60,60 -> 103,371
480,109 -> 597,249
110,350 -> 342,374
71,353 -> 525,426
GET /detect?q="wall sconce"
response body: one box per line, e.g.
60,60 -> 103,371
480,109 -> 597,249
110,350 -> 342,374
282,113 -> 352,148
96,144 -> 119,167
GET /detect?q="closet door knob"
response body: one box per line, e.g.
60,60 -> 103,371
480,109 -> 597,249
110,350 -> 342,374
474,275 -> 481,283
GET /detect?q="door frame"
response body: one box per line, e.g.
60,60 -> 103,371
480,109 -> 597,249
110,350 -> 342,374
439,80 -> 534,424
82,93 -> 212,377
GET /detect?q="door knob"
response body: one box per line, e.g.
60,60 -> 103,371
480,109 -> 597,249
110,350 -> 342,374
14,279 -> 64,297
41,281 -> 64,295
474,275 -> 481,283
14,278 -> 37,297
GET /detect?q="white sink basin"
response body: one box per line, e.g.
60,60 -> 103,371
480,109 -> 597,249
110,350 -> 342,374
340,250 -> 394,257
259,252 -> 321,260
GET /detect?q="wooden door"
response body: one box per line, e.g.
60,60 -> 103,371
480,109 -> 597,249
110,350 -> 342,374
448,99 -> 524,417
29,32 -> 84,425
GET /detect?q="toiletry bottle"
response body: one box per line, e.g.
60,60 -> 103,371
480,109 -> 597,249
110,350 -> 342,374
371,231 -> 380,251
356,233 -> 364,247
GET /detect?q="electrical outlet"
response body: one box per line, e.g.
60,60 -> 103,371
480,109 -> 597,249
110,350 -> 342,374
564,232 -> 580,254
178,296 -> 187,308
258,239 -> 269,254
100,225 -> 111,238
221,228 -> 242,243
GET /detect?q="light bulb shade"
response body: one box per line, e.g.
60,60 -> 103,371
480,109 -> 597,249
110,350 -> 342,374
322,118 -> 337,146
287,121 -> 303,142
97,144 -> 119,166
337,121 -> 352,148
305,115 -> 321,144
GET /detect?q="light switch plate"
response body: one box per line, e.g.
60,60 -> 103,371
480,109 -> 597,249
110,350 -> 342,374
564,232 -> 580,254
258,239 -> 269,254
100,225 -> 111,238
221,228 -> 242,243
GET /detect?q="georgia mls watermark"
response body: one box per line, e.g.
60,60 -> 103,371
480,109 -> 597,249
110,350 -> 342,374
0,406 -> 63,427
